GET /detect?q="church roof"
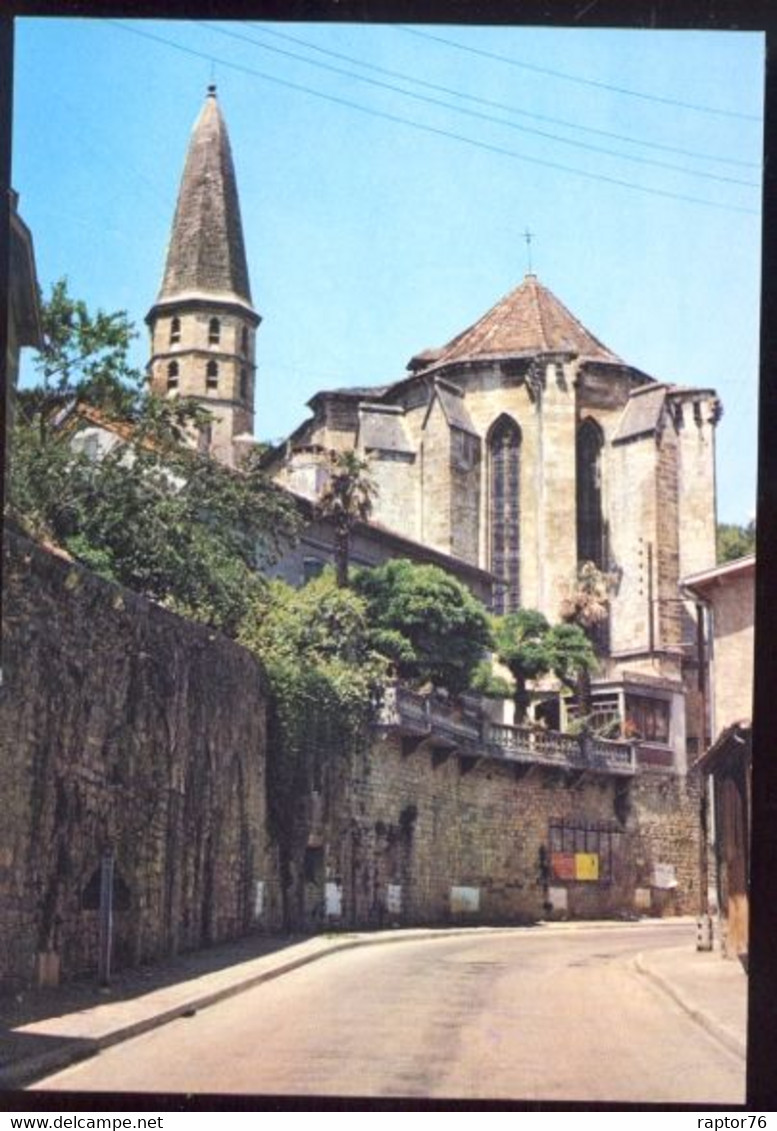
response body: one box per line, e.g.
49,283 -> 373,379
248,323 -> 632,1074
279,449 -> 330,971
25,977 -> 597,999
156,86 -> 252,307
411,273 -> 622,370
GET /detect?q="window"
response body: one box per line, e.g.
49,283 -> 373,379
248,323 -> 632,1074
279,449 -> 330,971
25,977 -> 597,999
549,821 -> 621,884
170,316 -> 181,345
240,367 -> 248,400
206,359 -> 219,388
208,317 -> 221,344
624,694 -> 670,743
577,418 -> 605,569
489,415 -> 521,614
167,360 -> 179,390
241,326 -> 249,354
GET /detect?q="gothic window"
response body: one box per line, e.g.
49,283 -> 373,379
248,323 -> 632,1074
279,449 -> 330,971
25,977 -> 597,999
206,359 -> 219,388
208,317 -> 221,345
489,415 -> 521,615
170,316 -> 181,345
577,418 -> 605,569
167,360 -> 179,390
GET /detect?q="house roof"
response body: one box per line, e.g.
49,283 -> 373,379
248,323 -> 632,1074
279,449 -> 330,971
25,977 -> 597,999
683,554 -> 756,597
409,273 -> 623,371
154,87 -> 253,309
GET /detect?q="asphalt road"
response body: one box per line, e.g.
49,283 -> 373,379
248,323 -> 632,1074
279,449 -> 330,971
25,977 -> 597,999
34,922 -> 745,1104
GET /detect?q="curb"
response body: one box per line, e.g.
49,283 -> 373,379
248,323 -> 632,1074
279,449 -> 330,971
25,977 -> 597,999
634,952 -> 746,1061
2,920 -> 696,1090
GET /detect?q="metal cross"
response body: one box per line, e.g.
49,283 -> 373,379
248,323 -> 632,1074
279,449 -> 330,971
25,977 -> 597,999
523,228 -> 535,274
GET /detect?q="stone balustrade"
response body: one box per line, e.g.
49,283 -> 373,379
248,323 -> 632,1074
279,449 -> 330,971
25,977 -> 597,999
376,683 -> 636,776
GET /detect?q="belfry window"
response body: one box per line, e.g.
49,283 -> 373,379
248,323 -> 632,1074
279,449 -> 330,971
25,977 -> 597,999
167,360 -> 179,390
577,418 -> 605,568
489,415 -> 521,614
208,317 -> 221,345
206,359 -> 219,388
170,317 -> 181,345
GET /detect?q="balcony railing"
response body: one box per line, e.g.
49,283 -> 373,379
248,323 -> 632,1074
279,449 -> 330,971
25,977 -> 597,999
375,684 -> 636,776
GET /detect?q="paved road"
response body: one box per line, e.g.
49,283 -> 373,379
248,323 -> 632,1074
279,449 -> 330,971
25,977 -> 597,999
34,923 -> 745,1104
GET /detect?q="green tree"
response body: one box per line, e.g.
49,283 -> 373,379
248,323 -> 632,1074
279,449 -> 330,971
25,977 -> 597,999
353,558 -> 492,696
492,608 -> 554,723
239,572 -> 387,929
316,449 -> 377,588
546,622 -> 598,698
9,281 -> 301,634
717,520 -> 756,563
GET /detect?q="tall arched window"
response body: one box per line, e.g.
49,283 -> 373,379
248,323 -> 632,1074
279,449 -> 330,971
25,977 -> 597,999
167,360 -> 179,390
170,316 -> 181,345
206,359 -> 219,388
208,317 -> 221,344
576,418 -> 605,568
489,415 -> 522,614
241,326 -> 249,355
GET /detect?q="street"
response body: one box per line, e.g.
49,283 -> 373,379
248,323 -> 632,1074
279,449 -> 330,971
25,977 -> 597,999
33,923 -> 745,1104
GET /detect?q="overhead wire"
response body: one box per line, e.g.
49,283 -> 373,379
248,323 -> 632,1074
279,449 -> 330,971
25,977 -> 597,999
398,25 -> 763,123
107,21 -> 760,216
199,21 -> 758,188
230,20 -> 759,170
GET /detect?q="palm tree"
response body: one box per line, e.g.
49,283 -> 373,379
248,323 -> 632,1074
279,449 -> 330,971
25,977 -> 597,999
317,449 -> 377,588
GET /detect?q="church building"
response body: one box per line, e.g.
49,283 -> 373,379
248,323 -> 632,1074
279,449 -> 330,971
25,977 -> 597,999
149,86 -> 721,778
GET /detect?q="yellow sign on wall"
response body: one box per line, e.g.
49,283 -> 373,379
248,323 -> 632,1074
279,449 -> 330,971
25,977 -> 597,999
575,853 -> 599,881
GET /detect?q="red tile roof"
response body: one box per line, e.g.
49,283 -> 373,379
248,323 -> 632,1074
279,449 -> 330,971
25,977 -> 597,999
414,273 -> 622,370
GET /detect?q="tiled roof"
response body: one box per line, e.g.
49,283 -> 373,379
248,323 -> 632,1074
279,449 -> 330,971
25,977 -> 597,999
157,88 -> 252,305
415,274 -> 622,369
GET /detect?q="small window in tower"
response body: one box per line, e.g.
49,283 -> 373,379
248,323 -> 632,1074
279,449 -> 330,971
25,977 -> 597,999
170,317 -> 181,345
167,360 -> 179,390
241,326 -> 249,354
206,359 -> 219,388
208,317 -> 221,345
240,367 -> 248,400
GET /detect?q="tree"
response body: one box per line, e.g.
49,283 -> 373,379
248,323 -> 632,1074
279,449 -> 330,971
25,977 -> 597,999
492,608 -> 554,723
239,571 -> 387,929
717,520 -> 756,563
546,622 -> 598,697
9,280 -> 301,634
353,558 -> 492,696
558,561 -> 611,718
316,449 -> 377,588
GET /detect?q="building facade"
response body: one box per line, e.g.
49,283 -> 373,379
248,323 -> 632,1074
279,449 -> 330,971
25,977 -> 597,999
149,87 -> 721,806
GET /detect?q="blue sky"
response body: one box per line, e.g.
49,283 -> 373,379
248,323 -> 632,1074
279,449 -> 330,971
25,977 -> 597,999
12,18 -> 764,523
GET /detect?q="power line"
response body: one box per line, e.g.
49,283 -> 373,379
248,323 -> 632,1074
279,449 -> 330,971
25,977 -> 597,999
398,25 -> 763,123
232,20 -> 759,170
107,21 -> 759,217
199,21 -> 758,189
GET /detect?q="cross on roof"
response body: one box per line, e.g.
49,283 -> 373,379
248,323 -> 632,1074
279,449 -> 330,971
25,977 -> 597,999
523,228 -> 535,275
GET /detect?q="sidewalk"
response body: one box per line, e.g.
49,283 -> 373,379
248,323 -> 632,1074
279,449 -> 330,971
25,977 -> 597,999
0,920 -> 747,1090
635,943 -> 748,1060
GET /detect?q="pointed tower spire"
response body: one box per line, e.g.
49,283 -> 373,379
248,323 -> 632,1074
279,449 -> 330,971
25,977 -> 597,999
146,86 -> 260,466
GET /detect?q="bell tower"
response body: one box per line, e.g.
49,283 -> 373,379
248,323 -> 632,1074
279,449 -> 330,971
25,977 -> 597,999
146,86 -> 260,466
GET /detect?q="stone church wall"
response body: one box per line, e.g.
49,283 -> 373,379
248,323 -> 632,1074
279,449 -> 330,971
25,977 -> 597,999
0,534 -> 280,992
